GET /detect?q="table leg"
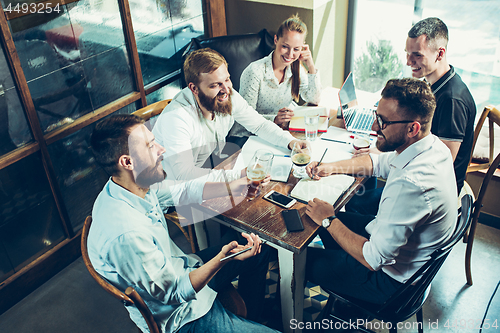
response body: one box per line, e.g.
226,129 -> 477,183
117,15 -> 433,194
190,208 -> 222,250
278,247 -> 307,333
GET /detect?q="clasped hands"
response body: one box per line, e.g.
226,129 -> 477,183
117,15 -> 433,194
274,107 -> 294,128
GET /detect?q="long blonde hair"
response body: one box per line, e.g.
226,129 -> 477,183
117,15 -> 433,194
276,14 -> 307,102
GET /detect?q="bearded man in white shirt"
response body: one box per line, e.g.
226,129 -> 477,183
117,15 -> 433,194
304,78 -> 457,304
152,48 -> 306,183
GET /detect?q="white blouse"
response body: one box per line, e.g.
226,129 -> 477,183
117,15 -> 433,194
230,51 -> 322,137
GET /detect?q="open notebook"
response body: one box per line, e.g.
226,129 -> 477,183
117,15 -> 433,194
290,174 -> 356,205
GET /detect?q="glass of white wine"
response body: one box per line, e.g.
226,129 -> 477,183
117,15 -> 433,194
291,141 -> 312,179
246,149 -> 273,198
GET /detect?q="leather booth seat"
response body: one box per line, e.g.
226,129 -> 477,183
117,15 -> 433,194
182,29 -> 274,92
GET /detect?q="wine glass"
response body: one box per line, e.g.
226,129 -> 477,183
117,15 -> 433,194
291,141 -> 312,179
246,149 -> 273,198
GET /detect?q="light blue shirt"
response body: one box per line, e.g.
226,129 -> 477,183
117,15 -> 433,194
88,178 -> 216,333
364,134 -> 457,283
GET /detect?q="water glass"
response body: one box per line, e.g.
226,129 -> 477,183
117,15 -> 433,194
305,112 -> 319,141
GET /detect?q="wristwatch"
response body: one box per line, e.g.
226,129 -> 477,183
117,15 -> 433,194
322,215 -> 336,229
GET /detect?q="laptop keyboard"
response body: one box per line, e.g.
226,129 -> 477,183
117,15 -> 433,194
344,108 -> 355,126
346,107 -> 375,132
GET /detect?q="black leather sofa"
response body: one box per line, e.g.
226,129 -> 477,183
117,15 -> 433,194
181,29 -> 274,92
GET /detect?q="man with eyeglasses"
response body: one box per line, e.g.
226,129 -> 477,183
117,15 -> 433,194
302,78 -> 457,306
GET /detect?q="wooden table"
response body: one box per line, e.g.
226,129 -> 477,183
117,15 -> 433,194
196,122 -> 365,333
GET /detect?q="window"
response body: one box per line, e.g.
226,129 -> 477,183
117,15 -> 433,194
130,0 -> 204,86
0,0 -> 207,288
349,0 -> 500,111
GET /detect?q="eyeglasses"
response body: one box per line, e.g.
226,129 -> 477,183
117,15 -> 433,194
373,110 -> 414,130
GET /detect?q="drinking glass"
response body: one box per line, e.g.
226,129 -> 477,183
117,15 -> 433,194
305,112 -> 319,141
246,149 -> 273,198
291,141 -> 312,179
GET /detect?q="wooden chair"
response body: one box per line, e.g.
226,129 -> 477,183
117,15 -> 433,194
132,100 -> 247,317
467,105 -> 500,173
463,105 -> 500,285
318,195 -> 473,333
81,216 -> 160,333
132,99 -> 171,124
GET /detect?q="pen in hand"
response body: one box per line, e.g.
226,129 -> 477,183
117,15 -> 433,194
220,247 -> 252,261
220,241 -> 267,261
312,148 -> 328,179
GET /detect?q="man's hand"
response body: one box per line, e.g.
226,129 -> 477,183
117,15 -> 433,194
288,139 -> 308,150
306,198 -> 335,226
352,147 -> 381,157
190,232 -> 263,292
229,176 -> 249,197
231,173 -> 271,197
220,232 -> 262,261
274,107 -> 294,128
261,174 -> 271,187
306,161 -> 333,180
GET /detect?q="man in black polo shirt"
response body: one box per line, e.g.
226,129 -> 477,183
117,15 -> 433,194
346,17 -> 476,216
406,17 -> 476,193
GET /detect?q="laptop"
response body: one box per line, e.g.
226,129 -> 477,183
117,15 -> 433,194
338,72 -> 377,135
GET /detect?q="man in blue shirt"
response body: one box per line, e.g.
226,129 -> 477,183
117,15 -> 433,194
88,114 -> 278,333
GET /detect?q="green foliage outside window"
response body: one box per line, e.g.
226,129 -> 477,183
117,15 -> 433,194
354,40 -> 403,93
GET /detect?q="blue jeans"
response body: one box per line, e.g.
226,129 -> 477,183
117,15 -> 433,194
196,241 -> 273,322
177,300 -> 277,333
177,297 -> 280,333
307,212 -> 402,304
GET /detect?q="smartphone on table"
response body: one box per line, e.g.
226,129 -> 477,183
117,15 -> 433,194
263,190 -> 296,209
281,209 -> 304,232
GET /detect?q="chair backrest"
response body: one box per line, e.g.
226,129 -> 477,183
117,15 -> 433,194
132,99 -> 171,130
377,194 -> 473,318
467,105 -> 500,173
132,99 -> 171,121
471,148 -> 500,224
81,216 -> 160,333
181,29 -> 274,91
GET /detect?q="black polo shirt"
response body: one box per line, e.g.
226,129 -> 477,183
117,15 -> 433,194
431,65 -> 476,193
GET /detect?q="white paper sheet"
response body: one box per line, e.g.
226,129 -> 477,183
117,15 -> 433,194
233,136 -> 290,181
234,127 -> 378,180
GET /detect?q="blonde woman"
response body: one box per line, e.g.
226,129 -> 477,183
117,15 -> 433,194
229,15 -> 322,138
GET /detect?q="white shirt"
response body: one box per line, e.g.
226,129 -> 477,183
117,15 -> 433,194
89,178 -> 215,333
230,51 -> 322,137
152,87 -> 295,182
363,134 -> 457,283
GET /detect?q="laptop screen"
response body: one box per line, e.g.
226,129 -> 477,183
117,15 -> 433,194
338,72 -> 358,110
